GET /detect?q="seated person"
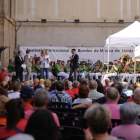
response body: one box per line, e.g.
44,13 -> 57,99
55,59 -> 69,80
64,79 -> 75,99
84,104 -> 118,140
31,61 -> 37,81
101,62 -> 117,86
44,79 -> 51,91
121,82 -> 133,97
73,84 -> 92,105
0,67 -> 8,84
39,79 -> 44,88
8,59 -> 15,76
95,61 -> 104,79
50,81 -> 72,106
64,60 -> 71,74
111,102 -> 140,140
89,63 -> 98,80
79,61 -> 87,78
24,88 -> 60,127
0,99 -> 27,139
71,81 -> 79,95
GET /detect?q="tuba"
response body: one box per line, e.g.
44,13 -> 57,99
121,54 -> 131,66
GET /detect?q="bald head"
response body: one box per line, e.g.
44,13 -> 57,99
73,81 -> 79,88
106,87 -> 119,102
105,78 -> 110,85
2,67 -> 7,72
89,80 -> 97,90
133,89 -> 140,101
24,81 -> 30,87
34,78 -> 39,86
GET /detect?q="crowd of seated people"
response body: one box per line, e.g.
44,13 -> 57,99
1,72 -> 140,140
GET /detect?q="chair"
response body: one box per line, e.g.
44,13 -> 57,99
76,108 -> 87,116
64,116 -> 88,129
72,103 -> 80,107
111,119 -> 122,128
49,102 -> 71,108
57,76 -> 64,81
59,126 -> 84,140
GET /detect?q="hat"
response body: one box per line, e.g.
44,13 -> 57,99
40,79 -> 44,83
20,86 -> 34,99
26,49 -> 30,53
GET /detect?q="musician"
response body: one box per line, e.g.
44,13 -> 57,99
113,60 -> 120,72
89,62 -> 99,80
79,61 -> 87,78
101,62 -> 116,85
40,50 -> 50,79
35,61 -> 41,76
136,60 -> 140,73
119,62 -> 127,82
24,50 -> 33,81
55,59 -> 69,79
95,62 -> 104,79
64,60 -> 71,74
127,62 -> 134,83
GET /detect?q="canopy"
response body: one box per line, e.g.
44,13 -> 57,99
104,21 -> 140,83
105,21 -> 140,46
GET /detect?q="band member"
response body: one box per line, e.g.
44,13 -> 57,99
24,50 -> 33,81
79,61 -> 87,78
40,50 -> 50,79
61,61 -> 65,69
95,62 -> 104,79
8,59 -> 15,76
64,60 -> 71,74
101,62 -> 117,85
49,63 -> 54,78
127,62 -> 134,83
113,60 -> 120,72
136,60 -> 140,73
119,62 -> 127,82
15,51 -> 24,82
89,62 -> 99,80
55,59 -> 69,80
69,49 -> 79,80
31,61 -> 37,81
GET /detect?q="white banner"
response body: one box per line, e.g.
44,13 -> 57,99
19,46 -> 134,64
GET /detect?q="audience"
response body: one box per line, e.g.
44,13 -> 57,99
0,87 -> 10,125
0,99 -> 27,139
1,81 -> 9,90
111,102 -> 140,140
64,79 -> 75,99
121,82 -> 133,97
44,79 -> 51,91
28,80 -> 34,88
0,67 -> 8,84
88,80 -> 104,100
25,109 -> 58,140
24,88 -> 60,126
105,87 -> 120,119
33,78 -> 39,87
73,84 -> 92,105
39,79 -> 44,88
20,86 -> 33,111
97,83 -> 105,95
50,81 -> 72,106
84,103 -> 118,140
104,78 -> 110,92
71,81 -> 79,95
24,81 -> 30,87
7,81 -> 13,94
69,81 -> 73,89
8,81 -> 21,99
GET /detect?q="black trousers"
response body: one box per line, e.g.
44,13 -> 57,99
69,67 -> 77,81
16,69 -> 23,82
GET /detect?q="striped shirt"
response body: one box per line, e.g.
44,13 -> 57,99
88,90 -> 104,100
50,91 -> 72,106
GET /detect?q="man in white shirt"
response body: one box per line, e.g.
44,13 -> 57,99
8,81 -> 21,99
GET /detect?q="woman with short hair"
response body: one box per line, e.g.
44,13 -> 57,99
40,50 -> 50,79
73,84 -> 92,104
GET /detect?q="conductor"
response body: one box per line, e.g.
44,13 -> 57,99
69,49 -> 79,81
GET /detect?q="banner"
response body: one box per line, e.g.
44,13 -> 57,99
19,46 -> 134,65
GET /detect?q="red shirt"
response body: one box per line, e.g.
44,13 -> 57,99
24,102 -> 33,111
71,88 -> 79,95
0,119 -> 27,139
0,72 -> 6,84
127,97 -> 133,102
64,90 -> 75,99
104,84 -> 108,91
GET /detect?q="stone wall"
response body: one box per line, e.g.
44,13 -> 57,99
17,22 -> 131,47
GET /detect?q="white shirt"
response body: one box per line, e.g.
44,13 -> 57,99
8,92 -> 20,99
73,98 -> 92,104
40,55 -> 50,68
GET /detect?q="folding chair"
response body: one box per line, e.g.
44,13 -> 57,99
49,102 -> 71,108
